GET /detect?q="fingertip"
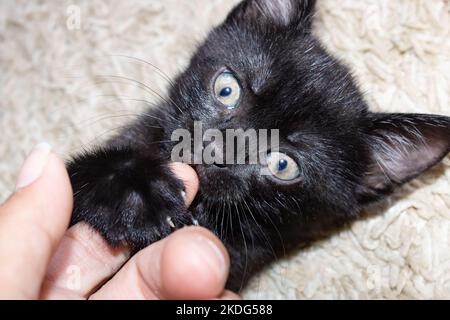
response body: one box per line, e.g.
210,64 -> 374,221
45,153 -> 74,214
0,150 -> 74,298
16,152 -> 73,246
160,227 -> 229,299
219,290 -> 242,300
15,142 -> 52,191
5,151 -> 73,232
169,163 -> 199,207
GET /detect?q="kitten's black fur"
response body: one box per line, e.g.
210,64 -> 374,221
68,0 -> 450,291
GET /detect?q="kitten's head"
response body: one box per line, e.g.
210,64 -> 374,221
163,0 -> 450,242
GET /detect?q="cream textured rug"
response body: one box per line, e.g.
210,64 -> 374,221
1,0 -> 449,299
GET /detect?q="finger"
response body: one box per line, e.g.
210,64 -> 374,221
169,163 -> 199,207
89,227 -> 229,300
218,290 -> 241,300
40,223 -> 130,299
0,144 -> 73,299
41,163 -> 200,299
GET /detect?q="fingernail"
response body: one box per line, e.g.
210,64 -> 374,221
192,235 -> 226,281
15,143 -> 52,191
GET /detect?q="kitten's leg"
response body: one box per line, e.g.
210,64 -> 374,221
68,141 -> 191,251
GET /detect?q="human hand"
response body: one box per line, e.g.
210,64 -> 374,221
0,144 -> 239,300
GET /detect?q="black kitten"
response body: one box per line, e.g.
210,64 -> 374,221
68,0 -> 450,291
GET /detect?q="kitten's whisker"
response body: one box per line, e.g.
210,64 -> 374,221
94,75 -> 183,117
228,203 -> 235,243
246,198 -> 288,297
89,81 -> 181,125
205,202 -> 215,234
139,112 -> 174,125
225,204 -> 231,241
221,202 -> 227,240
106,54 -> 177,89
148,140 -> 175,146
248,199 -> 290,297
73,182 -> 90,198
140,122 -> 164,130
96,94 -> 161,109
74,123 -> 167,153
77,112 -> 164,130
91,78 -> 177,117
243,199 -> 277,261
288,196 -> 302,209
227,201 -> 233,241
75,94 -> 160,110
261,200 -> 287,259
240,203 -> 255,251
235,203 -> 249,293
241,200 -> 266,299
75,124 -> 135,151
213,202 -> 220,240
219,202 -> 227,241
75,84 -> 175,126
268,217 -> 286,256
274,196 -> 286,209
215,202 -> 223,241
98,94 -> 180,123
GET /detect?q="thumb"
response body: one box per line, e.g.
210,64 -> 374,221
89,227 -> 232,300
0,144 -> 73,299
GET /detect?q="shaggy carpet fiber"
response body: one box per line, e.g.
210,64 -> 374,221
1,0 -> 449,299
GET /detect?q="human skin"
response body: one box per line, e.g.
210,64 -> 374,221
0,144 -> 239,300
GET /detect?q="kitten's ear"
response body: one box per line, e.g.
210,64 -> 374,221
226,0 -> 316,28
357,113 -> 450,204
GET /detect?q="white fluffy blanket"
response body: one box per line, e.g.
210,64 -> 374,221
1,0 -> 449,299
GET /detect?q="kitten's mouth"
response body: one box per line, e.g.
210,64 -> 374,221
212,162 -> 227,169
193,163 -> 234,186
193,163 -> 231,178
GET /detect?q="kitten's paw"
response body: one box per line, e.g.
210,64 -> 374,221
68,147 -> 194,250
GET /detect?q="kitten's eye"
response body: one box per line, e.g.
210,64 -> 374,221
214,71 -> 241,110
266,152 -> 300,181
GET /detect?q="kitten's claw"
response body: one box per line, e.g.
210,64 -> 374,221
186,212 -> 199,226
166,216 -> 176,229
